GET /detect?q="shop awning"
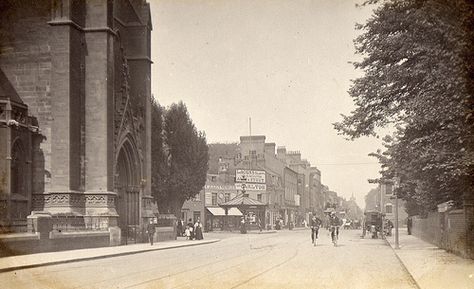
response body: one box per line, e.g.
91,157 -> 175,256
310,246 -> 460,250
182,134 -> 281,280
206,207 -> 242,216
227,207 -> 243,216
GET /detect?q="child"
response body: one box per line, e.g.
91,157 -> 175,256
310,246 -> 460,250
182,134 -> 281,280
185,225 -> 193,240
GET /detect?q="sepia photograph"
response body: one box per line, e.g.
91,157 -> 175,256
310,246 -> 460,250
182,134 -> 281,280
0,0 -> 473,288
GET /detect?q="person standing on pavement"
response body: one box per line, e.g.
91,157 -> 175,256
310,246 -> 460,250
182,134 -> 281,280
177,219 -> 183,237
240,217 -> 247,234
187,218 -> 195,240
146,219 -> 156,245
257,218 -> 262,232
194,217 -> 203,240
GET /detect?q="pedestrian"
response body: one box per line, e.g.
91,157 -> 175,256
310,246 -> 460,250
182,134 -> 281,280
240,217 -> 247,234
187,218 -> 195,240
184,225 -> 191,240
310,215 -> 322,246
194,217 -> 203,240
146,219 -> 156,245
407,217 -> 412,235
177,218 -> 183,237
386,219 -> 394,236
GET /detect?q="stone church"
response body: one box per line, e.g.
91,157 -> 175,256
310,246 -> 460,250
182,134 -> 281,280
0,0 -> 155,248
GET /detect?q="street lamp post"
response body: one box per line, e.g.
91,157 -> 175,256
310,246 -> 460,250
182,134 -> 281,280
380,182 -> 384,240
394,177 -> 400,249
394,193 -> 400,249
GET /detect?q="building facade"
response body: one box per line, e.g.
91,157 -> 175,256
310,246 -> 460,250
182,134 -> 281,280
200,136 -> 353,230
0,0 -> 154,245
364,184 -> 408,225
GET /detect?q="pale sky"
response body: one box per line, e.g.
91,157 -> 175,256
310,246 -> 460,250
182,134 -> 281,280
150,0 -> 382,209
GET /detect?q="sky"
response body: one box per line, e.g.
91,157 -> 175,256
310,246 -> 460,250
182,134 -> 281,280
149,0 -> 382,209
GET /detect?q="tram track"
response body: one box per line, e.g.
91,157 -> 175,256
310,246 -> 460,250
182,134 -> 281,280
66,233 -> 278,289
126,236 -> 307,289
230,238 -> 306,289
128,241 -> 276,289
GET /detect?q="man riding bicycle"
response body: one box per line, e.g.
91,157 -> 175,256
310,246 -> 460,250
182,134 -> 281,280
329,212 -> 342,246
310,215 -> 322,246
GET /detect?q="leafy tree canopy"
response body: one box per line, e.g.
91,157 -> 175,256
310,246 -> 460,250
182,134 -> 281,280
334,0 -> 474,215
151,100 -> 209,217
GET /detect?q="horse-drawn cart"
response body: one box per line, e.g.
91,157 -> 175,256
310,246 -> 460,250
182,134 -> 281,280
362,210 -> 384,239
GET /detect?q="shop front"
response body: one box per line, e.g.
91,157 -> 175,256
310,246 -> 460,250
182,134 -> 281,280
205,206 -> 242,231
221,195 -> 267,231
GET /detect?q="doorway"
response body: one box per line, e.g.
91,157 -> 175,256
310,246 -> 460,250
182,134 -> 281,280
115,138 -> 140,244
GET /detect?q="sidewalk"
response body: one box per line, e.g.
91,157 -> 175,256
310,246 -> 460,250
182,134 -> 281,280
0,238 -> 219,273
386,228 -> 474,289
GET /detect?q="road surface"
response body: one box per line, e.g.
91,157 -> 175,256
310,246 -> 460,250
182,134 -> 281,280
0,229 -> 418,289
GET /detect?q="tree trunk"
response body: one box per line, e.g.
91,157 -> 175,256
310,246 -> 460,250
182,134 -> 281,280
171,198 -> 186,219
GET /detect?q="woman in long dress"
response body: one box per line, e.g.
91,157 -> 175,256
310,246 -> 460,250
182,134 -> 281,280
194,218 -> 203,240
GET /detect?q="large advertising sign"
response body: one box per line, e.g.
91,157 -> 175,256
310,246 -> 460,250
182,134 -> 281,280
235,183 -> 266,191
235,169 -> 266,184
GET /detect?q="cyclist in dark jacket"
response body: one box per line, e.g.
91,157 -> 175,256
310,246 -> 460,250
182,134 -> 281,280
310,215 -> 322,246
329,212 -> 342,246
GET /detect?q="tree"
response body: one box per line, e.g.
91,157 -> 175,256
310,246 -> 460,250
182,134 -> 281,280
150,98 -> 168,210
334,0 -> 474,214
151,101 -> 209,217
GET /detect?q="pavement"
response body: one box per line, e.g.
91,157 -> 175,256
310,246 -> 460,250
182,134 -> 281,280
207,229 -> 277,234
386,228 -> 474,289
0,238 -> 219,273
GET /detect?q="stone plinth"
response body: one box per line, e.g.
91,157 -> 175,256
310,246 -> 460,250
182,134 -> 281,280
27,211 -> 52,239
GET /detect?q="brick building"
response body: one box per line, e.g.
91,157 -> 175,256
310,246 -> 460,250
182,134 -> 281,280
202,136 -> 330,229
236,136 -> 300,228
0,0 -> 154,247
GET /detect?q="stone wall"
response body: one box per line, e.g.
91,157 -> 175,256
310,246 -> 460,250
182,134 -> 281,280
0,231 -> 110,257
0,4 -> 53,194
412,209 -> 470,259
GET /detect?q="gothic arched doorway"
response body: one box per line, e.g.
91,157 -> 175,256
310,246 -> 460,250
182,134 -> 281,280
115,136 -> 141,244
10,139 -> 29,222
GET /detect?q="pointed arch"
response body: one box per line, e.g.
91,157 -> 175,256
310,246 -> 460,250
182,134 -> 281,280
114,133 -> 142,240
11,138 -> 26,197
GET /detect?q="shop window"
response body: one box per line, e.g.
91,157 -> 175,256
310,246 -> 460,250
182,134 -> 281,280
257,194 -> 262,202
212,193 -> 217,206
224,193 -> 230,203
